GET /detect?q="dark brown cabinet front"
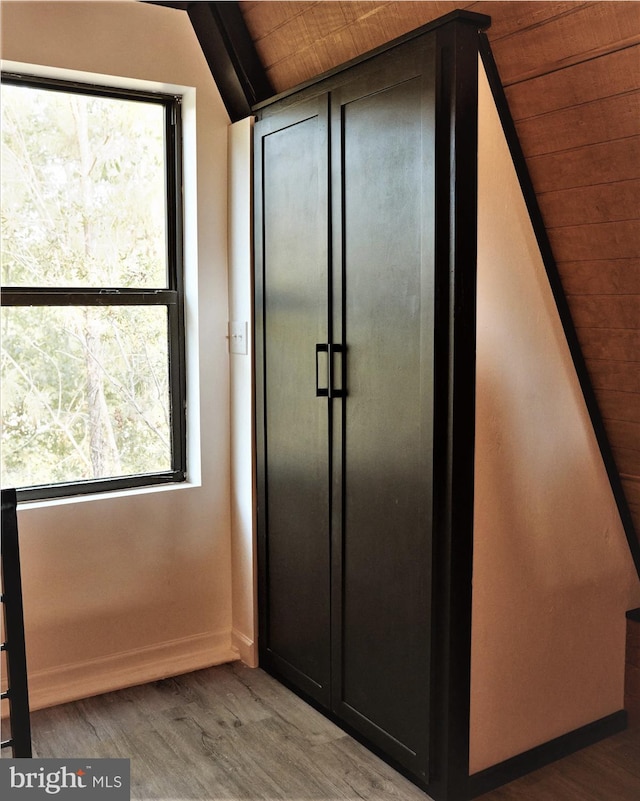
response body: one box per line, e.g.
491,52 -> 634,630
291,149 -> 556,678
255,17 -> 482,797
257,95 -> 332,706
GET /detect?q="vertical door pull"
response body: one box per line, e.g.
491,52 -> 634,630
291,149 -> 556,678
316,344 -> 329,397
330,344 -> 346,398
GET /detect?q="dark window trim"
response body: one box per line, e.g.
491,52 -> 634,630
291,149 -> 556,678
1,73 -> 187,502
2,289 -> 179,306
1,71 -> 174,105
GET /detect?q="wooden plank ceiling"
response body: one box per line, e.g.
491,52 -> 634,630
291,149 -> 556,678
238,0 -> 640,547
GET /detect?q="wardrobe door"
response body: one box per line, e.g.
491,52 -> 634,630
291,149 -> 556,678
330,43 -> 436,781
255,98 -> 332,704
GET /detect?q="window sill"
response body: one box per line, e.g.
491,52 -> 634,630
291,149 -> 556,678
18,478 -> 201,511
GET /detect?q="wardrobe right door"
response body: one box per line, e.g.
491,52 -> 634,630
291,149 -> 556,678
330,43 -> 437,783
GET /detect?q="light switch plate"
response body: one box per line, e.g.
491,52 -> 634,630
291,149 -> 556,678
229,320 -> 248,355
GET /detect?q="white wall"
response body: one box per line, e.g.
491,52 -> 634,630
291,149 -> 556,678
1,0 -> 237,708
470,62 -> 640,773
228,117 -> 258,666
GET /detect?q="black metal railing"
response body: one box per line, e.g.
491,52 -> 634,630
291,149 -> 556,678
1,487 -> 32,757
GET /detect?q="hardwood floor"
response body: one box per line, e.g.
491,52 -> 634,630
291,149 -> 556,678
475,720 -> 640,801
16,663 -> 430,800
4,662 -> 640,800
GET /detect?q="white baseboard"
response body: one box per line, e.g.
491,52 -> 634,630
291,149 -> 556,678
27,629 -> 236,711
231,628 -> 257,667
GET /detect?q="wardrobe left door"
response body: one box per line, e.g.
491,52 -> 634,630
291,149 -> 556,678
255,97 -> 332,706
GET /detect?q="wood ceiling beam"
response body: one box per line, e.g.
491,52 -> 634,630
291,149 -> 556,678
148,2 -> 273,120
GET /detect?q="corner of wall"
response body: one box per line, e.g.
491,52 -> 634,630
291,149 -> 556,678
228,117 -> 258,668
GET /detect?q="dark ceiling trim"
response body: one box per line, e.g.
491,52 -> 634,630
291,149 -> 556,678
146,1 -> 190,9
147,1 -> 272,121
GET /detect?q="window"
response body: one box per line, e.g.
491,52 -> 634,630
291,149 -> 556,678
1,74 -> 186,500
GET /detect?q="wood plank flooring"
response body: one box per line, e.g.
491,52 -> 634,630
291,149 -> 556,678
4,662 -> 640,800
12,663 -> 430,800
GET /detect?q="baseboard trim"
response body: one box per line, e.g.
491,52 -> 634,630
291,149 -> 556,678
467,710 -> 628,798
27,629 -> 236,711
232,628 -> 257,667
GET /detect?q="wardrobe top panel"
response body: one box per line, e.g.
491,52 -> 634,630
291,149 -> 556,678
252,9 -> 490,116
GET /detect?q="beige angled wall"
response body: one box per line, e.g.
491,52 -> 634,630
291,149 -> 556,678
1,0 -> 236,709
470,62 -> 640,773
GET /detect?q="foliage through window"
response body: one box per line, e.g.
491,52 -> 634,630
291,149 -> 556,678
1,75 -> 186,500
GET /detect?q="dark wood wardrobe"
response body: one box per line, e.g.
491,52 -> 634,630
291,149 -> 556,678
254,12 -> 489,801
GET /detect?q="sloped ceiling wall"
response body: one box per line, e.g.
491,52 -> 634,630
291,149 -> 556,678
239,0 -> 640,549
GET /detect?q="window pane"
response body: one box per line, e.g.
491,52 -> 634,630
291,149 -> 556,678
1,305 -> 171,488
1,83 -> 167,288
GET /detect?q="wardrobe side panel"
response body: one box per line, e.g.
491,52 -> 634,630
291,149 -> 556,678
471,63 -> 640,774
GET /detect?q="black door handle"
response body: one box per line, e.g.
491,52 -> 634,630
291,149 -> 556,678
329,344 -> 346,398
316,343 -> 346,398
316,344 -> 329,397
